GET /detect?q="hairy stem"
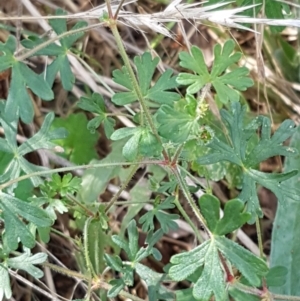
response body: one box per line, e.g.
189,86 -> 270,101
16,23 -> 103,62
174,189 -> 203,243
172,166 -> 211,236
0,160 -> 161,191
108,21 -> 169,161
105,164 -> 140,212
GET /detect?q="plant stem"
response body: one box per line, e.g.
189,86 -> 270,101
92,280 -> 146,301
173,190 -> 203,243
108,22 -> 169,161
255,217 -> 264,258
67,193 -> 96,217
16,23 -> 103,62
42,262 -> 90,281
0,160 -> 160,191
171,166 -> 211,236
83,217 -> 97,277
105,164 -> 140,212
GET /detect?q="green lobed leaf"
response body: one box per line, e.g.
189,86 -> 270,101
215,236 -> 268,286
112,52 -> 180,106
77,92 -> 115,137
193,241 -> 226,301
0,111 -> 67,190
0,192 -> 53,250
198,194 -> 250,235
7,252 -> 47,278
135,263 -> 174,301
177,40 -> 253,103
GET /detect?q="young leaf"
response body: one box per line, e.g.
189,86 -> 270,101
0,192 -> 53,250
139,196 -> 179,233
266,266 -> 288,288
7,252 -> 47,278
51,113 -> 99,164
0,111 -> 67,190
177,40 -> 253,103
112,52 -> 180,105
77,92 -> 115,137
198,194 -> 250,235
21,9 -> 88,91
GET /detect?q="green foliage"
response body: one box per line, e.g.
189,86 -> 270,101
77,92 -> 115,137
105,220 -> 163,297
198,194 -> 251,235
0,109 -> 67,190
0,6 -> 299,300
0,251 -> 47,300
270,126 -> 300,296
197,101 -> 299,222
112,52 -> 180,105
21,9 -> 87,91
177,40 -> 253,103
139,196 -> 179,233
111,126 -> 162,161
169,236 -> 268,300
0,36 -> 54,123
51,113 -> 99,164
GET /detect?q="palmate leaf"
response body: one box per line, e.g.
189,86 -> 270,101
21,9 -> 87,91
0,36 -> 54,123
112,52 -> 180,105
196,102 -> 299,221
198,194 -> 251,235
139,196 -> 179,233
0,192 -> 53,250
7,251 -> 47,278
177,40 -> 253,103
0,110 -> 67,190
77,92 -> 115,137
169,237 -> 268,300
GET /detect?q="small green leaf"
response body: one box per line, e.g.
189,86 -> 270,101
139,196 -> 179,233
7,252 -> 47,278
107,279 -> 125,298
0,192 -> 53,250
198,194 -> 220,232
112,52 -> 180,105
266,266 -> 288,287
177,40 -> 253,103
0,111 -> 67,190
21,10 -> 87,91
77,93 -> 115,137
135,263 -> 174,301
214,199 -> 251,235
